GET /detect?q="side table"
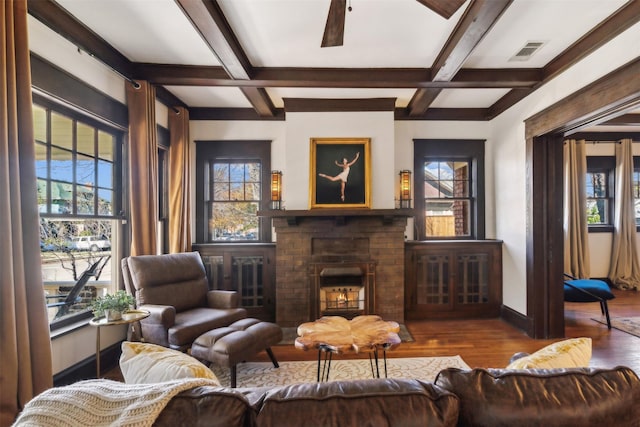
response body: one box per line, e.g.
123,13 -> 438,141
89,309 -> 150,378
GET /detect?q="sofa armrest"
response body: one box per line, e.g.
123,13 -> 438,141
139,304 -> 176,328
207,290 -> 239,309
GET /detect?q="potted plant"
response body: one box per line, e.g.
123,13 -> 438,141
91,290 -> 135,322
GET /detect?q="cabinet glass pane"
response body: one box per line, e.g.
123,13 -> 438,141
201,255 -> 224,290
232,256 -> 264,308
456,253 -> 489,304
416,253 -> 450,304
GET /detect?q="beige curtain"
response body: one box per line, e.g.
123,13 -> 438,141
1,1 -> 53,425
563,139 -> 590,278
608,138 -> 640,290
126,81 -> 158,256
168,107 -> 192,253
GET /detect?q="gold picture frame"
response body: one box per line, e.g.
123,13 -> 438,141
309,137 -> 371,209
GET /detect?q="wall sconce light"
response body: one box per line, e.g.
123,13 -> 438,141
399,170 -> 412,209
271,170 -> 282,210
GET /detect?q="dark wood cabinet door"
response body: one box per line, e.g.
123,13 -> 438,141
405,241 -> 502,320
194,244 -> 276,321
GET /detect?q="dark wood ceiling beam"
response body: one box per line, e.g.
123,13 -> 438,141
415,0 -> 466,19
190,108 -> 285,121
488,0 -> 640,120
407,0 -> 513,116
395,107 -> 489,121
487,88 -> 533,120
526,58 -> 640,138
136,64 -> 540,88
430,0 -> 513,82
283,98 -> 396,112
175,0 -> 251,79
407,88 -> 443,114
242,87 -> 277,116
27,0 -> 134,78
175,0 -> 275,117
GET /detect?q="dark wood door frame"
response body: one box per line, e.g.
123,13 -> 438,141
523,58 -> 640,339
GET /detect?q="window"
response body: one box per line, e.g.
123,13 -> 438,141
414,140 -> 485,240
34,98 -> 124,329
424,160 -> 471,237
585,157 -> 614,228
195,141 -> 271,243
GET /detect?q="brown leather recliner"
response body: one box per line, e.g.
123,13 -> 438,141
121,251 -> 247,351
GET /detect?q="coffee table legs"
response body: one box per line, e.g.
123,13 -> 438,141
318,345 -> 333,382
316,345 -> 390,382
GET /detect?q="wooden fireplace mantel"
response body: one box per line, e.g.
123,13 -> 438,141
257,208 -> 415,226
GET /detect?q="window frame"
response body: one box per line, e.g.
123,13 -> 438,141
34,94 -> 124,219
195,140 -> 272,243
34,95 -> 125,331
413,139 -> 485,240
585,156 -> 615,233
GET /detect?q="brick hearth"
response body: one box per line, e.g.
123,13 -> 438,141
271,213 -> 408,327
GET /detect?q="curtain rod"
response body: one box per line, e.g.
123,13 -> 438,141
77,47 -> 180,114
564,139 -> 622,144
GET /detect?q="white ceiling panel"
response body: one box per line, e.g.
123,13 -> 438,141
431,88 -> 511,108
55,0 -> 220,65
466,0 -> 628,68
164,86 -> 253,108
218,0 -> 468,68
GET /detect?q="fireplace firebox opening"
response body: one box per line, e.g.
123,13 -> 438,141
311,262 -> 375,319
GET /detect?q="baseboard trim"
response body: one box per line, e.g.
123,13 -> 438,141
500,304 -> 533,336
53,341 -> 122,386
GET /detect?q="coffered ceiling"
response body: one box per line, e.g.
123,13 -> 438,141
27,0 -> 640,125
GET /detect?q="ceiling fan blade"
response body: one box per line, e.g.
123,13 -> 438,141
321,0 -> 346,47
415,0 -> 466,19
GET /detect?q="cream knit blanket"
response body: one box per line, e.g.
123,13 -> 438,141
13,378 -> 220,427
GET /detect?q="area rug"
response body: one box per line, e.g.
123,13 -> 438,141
210,355 -> 470,388
278,324 -> 414,345
592,317 -> 640,338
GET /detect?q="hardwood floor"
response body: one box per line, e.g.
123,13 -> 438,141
253,288 -> 640,374
106,288 -> 639,380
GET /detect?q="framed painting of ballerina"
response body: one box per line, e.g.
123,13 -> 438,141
309,137 -> 371,209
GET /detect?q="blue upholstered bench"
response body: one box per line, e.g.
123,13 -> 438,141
564,274 -> 615,329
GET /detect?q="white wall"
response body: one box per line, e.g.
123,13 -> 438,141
50,324 -> 127,374
491,22 -> 640,315
285,112 -> 395,209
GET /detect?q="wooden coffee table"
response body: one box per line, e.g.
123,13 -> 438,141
295,315 -> 401,381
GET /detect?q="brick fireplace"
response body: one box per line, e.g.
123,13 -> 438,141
267,210 -> 411,327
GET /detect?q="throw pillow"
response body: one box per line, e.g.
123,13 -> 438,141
119,341 -> 220,384
506,337 -> 591,369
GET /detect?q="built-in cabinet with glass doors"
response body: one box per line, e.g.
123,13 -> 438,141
404,240 -> 502,320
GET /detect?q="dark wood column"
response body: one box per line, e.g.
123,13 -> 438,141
526,134 -> 565,339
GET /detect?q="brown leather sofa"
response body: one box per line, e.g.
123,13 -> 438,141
121,252 -> 247,351
153,366 -> 640,427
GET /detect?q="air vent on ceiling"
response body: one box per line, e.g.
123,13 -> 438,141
509,41 -> 546,62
